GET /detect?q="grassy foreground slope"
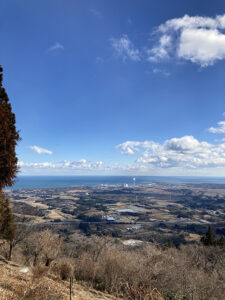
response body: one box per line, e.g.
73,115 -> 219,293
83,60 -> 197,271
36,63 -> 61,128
0,257 -> 118,300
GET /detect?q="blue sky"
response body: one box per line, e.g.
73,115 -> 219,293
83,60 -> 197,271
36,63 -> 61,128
2,0 -> 225,175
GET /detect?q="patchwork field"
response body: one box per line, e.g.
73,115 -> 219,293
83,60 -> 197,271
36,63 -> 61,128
6,183 -> 225,245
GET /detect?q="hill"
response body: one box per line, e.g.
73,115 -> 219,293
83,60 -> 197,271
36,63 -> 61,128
0,256 -> 118,300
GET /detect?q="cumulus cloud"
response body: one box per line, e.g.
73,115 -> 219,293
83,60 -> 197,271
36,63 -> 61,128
148,14 -> 225,67
28,146 -> 53,155
111,35 -> 140,61
63,159 -> 104,170
164,136 -> 210,152
20,135 -> 225,175
116,135 -> 225,169
116,141 -> 159,155
208,121 -> 225,133
48,42 -> 64,52
178,28 -> 225,66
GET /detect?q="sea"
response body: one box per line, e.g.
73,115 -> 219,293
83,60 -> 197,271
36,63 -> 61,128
7,175 -> 225,190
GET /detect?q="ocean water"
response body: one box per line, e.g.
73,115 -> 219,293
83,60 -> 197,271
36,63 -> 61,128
7,175 -> 225,190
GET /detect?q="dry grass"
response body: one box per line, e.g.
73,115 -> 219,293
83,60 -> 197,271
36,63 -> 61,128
0,263 -> 118,300
0,264 -> 68,300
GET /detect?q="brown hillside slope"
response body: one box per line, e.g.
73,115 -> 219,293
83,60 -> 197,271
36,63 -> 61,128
0,257 -> 118,300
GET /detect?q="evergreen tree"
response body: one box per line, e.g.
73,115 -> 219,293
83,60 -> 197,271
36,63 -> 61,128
201,225 -> 217,246
217,235 -> 225,247
0,65 -> 20,260
0,65 -> 20,190
0,193 -> 4,228
0,196 -> 16,260
164,239 -> 176,248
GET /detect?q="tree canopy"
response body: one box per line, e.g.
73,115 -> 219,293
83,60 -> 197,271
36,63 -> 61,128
0,65 -> 19,260
201,225 -> 217,246
0,65 -> 20,190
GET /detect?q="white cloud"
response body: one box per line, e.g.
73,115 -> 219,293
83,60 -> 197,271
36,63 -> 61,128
48,42 -> 64,52
19,135 -> 225,175
158,15 -> 220,32
19,161 -> 55,168
89,8 -> 103,18
95,56 -> 104,64
116,140 -> 159,155
18,159 -> 149,175
116,135 -> 225,169
178,28 -> 225,66
208,121 -> 225,133
148,14 -> 225,67
152,68 -> 170,77
19,159 -> 103,170
29,145 -> 53,155
147,35 -> 172,62
111,35 -> 140,62
164,136 -> 210,152
62,159 -> 104,170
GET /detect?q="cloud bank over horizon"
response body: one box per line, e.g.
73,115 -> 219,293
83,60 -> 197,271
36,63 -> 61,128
18,159 -> 148,175
20,116 -> 225,176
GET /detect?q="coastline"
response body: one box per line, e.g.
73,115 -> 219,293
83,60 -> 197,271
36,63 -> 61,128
9,175 -> 225,190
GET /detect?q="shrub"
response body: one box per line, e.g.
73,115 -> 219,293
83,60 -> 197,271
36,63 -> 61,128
72,236 -> 225,299
32,265 -> 49,280
52,258 -> 74,280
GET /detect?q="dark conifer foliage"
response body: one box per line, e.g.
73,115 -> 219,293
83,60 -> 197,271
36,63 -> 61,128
0,65 -> 19,260
217,235 -> 225,247
164,239 -> 176,248
0,196 -> 16,241
201,225 -> 217,246
0,65 -> 20,190
0,193 -> 16,260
